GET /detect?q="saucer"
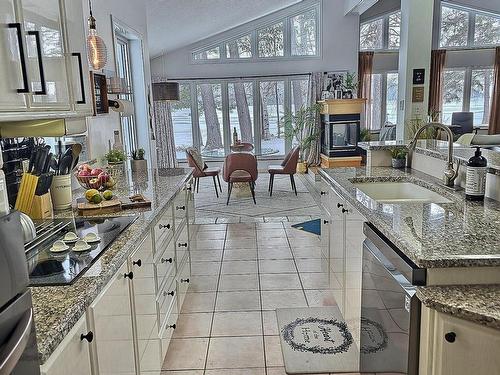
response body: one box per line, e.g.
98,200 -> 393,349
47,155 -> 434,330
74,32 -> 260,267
63,232 -> 79,243
83,233 -> 101,243
50,240 -> 70,253
72,240 -> 92,252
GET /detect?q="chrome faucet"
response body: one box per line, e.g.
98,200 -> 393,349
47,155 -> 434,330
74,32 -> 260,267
407,122 -> 459,187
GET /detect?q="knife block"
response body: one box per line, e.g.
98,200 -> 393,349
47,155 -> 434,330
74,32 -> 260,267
30,193 -> 54,220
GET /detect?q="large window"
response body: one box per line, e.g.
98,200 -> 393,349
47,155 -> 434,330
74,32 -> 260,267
228,82 -> 254,143
360,11 -> 401,51
192,4 -> 320,62
441,68 -> 494,126
171,84 -> 193,160
260,81 -> 285,155
440,3 -> 500,48
368,72 -> 399,130
197,83 -> 224,157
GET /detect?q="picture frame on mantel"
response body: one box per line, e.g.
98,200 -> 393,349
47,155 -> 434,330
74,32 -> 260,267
90,72 -> 109,115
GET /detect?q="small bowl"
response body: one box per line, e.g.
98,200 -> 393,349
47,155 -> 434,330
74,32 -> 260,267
73,240 -> 91,252
83,232 -> 101,243
50,240 -> 70,253
63,232 -> 79,243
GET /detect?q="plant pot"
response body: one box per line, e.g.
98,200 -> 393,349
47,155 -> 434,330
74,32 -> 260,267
392,158 -> 405,169
296,162 -> 308,174
131,159 -> 147,173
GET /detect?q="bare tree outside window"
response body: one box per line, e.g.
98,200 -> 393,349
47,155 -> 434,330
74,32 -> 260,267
388,12 -> 401,49
442,70 -> 466,124
474,13 -> 500,46
471,69 -> 494,125
440,6 -> 469,47
258,22 -> 284,57
226,35 -> 252,58
291,9 -> 317,56
360,18 -> 383,50
198,83 -> 223,151
193,46 -> 220,60
171,84 -> 194,159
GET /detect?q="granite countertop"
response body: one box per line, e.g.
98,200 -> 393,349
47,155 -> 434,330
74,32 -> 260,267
417,285 -> 500,330
359,140 -> 500,175
319,166 -> 500,268
31,167 -> 192,364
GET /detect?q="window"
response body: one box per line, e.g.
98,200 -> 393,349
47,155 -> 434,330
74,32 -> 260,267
226,35 -> 252,59
260,81 -> 285,155
197,83 -> 224,157
442,70 -> 466,124
228,82 -> 254,143
440,3 -> 500,48
368,72 -> 399,130
191,4 -> 320,62
258,22 -> 285,57
471,69 -> 494,125
291,79 -> 310,146
360,11 -> 401,51
171,84 -> 193,160
291,8 -> 317,56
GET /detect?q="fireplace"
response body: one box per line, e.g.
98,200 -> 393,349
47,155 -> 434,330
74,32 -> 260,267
321,113 -> 360,157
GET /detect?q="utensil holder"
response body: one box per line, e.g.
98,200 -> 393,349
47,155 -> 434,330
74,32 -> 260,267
50,174 -> 72,210
30,193 -> 54,219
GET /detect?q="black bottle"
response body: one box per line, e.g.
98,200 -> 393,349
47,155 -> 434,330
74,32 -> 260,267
465,147 -> 487,201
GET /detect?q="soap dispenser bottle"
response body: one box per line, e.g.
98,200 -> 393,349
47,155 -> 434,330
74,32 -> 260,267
465,147 -> 487,201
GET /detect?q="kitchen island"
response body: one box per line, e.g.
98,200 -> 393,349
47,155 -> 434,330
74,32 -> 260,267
31,167 -> 193,371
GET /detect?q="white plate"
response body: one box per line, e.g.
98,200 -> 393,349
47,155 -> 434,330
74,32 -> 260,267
72,244 -> 92,252
50,245 -> 70,253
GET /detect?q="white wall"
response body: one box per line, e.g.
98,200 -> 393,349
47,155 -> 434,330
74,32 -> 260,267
151,0 -> 360,80
83,0 -> 153,163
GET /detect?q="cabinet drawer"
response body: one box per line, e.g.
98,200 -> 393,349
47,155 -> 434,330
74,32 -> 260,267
173,190 -> 187,224
320,181 -> 345,217
157,276 -> 176,329
154,240 -> 176,292
154,205 -> 174,253
177,254 -> 191,311
174,224 -> 189,265
40,315 -> 92,375
160,302 -> 178,361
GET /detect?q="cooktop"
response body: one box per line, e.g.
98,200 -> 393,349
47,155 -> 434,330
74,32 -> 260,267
26,215 -> 137,286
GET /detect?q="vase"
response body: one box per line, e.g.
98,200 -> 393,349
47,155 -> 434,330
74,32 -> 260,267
392,158 -> 405,169
131,159 -> 147,173
296,162 -> 308,174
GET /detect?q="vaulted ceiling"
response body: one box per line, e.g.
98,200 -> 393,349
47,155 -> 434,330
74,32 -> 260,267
146,0 -> 302,57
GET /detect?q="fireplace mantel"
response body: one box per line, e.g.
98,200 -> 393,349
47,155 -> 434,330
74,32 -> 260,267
318,99 -> 366,115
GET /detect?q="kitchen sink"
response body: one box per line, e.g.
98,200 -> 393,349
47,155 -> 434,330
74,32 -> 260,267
353,181 -> 453,204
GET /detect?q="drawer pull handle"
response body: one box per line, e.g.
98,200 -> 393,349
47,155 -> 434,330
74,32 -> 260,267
337,203 -> 344,208
159,223 -> 171,230
133,259 -> 142,267
178,243 -> 188,247
445,332 -> 456,343
186,186 -> 192,191
161,257 -> 173,264
176,205 -> 186,210
164,290 -> 175,296
181,278 -> 190,283
124,271 -> 134,280
341,208 -> 349,214
323,220 -> 329,224
167,324 -> 176,330
80,331 -> 94,343
320,191 -> 326,196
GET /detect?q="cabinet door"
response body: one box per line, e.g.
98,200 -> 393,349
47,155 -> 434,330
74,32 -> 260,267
174,223 -> 189,266
61,0 -> 92,114
173,191 -> 187,227
40,315 -> 93,375
176,253 -> 191,311
20,0 -> 70,109
153,204 -> 174,255
88,262 -> 137,375
0,0 -> 28,110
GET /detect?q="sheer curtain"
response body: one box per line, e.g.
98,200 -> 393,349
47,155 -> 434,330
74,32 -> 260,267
358,52 -> 374,129
489,47 -> 500,134
305,72 -> 325,166
428,50 -> 447,120
152,76 -> 177,168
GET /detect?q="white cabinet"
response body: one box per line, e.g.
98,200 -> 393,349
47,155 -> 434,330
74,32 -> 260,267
420,306 -> 500,375
40,315 -> 93,375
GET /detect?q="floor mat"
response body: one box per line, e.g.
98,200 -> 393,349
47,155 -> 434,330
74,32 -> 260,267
291,218 -> 321,235
277,307 -> 359,374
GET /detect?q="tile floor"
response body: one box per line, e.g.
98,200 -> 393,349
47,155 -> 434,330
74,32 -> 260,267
162,222 -> 386,375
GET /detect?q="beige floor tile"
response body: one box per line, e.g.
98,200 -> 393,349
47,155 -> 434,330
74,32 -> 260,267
295,258 -> 327,273
180,292 -> 216,313
256,230 -> 286,239
305,290 -> 341,308
196,224 -> 226,232
262,310 -> 279,336
266,368 -> 337,375
221,260 -> 258,275
206,336 -> 265,369
195,231 -> 226,241
226,223 -> 256,231
259,273 -> 302,290
261,290 -> 307,310
256,222 -> 284,229
259,259 -> 297,274
161,370 -> 204,375
190,250 -> 223,262
264,335 -> 284,367
257,237 -> 290,248
211,311 -> 262,336
225,238 -> 258,249
162,338 -> 209,370
215,291 -> 261,311
196,239 -> 225,250
173,312 -> 213,338
204,369 -> 265,375
291,246 -> 323,259
191,261 -> 221,276
188,275 -> 219,292
299,272 -> 331,290
226,231 -> 256,240
218,273 -> 259,291
223,248 -> 258,261
257,247 -> 293,260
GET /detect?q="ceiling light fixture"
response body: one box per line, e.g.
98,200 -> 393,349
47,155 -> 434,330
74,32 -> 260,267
86,0 -> 108,70
152,82 -> 180,101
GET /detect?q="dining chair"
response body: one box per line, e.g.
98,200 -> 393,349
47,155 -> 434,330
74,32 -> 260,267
267,146 -> 300,196
223,153 -> 258,205
186,148 -> 222,197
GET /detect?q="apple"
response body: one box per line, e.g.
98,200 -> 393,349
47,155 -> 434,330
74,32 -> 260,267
98,172 -> 110,183
78,170 -> 90,177
89,178 -> 101,189
79,164 -> 92,172
90,168 -> 103,177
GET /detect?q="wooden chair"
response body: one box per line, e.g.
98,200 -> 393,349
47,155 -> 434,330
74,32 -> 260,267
186,148 -> 222,197
223,153 -> 258,205
267,146 -> 300,196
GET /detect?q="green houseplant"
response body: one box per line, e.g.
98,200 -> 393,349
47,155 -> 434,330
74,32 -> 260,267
283,103 -> 322,173
342,72 -> 358,98
131,148 -> 147,172
390,148 -> 408,169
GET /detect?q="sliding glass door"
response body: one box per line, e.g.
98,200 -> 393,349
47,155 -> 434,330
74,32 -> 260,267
171,83 -> 193,160
228,81 -> 254,144
197,83 -> 224,158
260,80 -> 285,156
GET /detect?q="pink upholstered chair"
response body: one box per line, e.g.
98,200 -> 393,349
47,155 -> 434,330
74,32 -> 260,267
186,148 -> 222,197
267,146 -> 300,196
223,153 -> 258,205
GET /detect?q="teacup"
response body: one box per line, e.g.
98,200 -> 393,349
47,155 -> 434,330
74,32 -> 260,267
83,232 -> 100,243
51,240 -> 69,253
63,231 -> 79,243
73,240 -> 91,252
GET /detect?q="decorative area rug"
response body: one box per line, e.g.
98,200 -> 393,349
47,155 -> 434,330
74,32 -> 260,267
277,307 -> 359,374
291,218 -> 321,235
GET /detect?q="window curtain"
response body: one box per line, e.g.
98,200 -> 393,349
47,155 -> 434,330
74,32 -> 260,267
428,50 -> 447,120
358,52 -> 374,129
489,47 -> 500,135
304,72 -> 325,166
152,76 -> 177,168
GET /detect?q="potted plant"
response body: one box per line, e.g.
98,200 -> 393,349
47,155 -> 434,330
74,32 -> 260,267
104,149 -> 126,165
390,148 -> 408,169
342,72 -> 358,99
283,103 -> 322,173
360,128 -> 372,142
131,148 -> 147,172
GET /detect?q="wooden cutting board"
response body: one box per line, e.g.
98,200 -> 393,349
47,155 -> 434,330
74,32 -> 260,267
77,198 -> 122,216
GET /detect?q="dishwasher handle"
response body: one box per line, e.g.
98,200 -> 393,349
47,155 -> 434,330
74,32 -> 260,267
0,308 -> 33,375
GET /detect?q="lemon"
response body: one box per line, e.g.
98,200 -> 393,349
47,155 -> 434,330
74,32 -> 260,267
91,194 -> 103,204
85,189 -> 99,202
102,190 -> 113,200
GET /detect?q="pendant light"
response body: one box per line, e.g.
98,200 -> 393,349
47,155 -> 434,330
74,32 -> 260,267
87,0 -> 107,70
152,82 -> 180,101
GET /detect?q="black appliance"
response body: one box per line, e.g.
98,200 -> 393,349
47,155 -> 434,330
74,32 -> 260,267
360,223 -> 426,374
0,211 -> 40,374
26,216 -> 137,286
321,113 -> 360,157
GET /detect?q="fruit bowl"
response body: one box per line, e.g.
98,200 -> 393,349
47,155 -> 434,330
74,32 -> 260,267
75,173 -> 103,190
75,165 -> 117,191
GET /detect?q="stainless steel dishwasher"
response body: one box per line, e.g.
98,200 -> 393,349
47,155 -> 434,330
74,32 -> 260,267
359,223 -> 426,375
